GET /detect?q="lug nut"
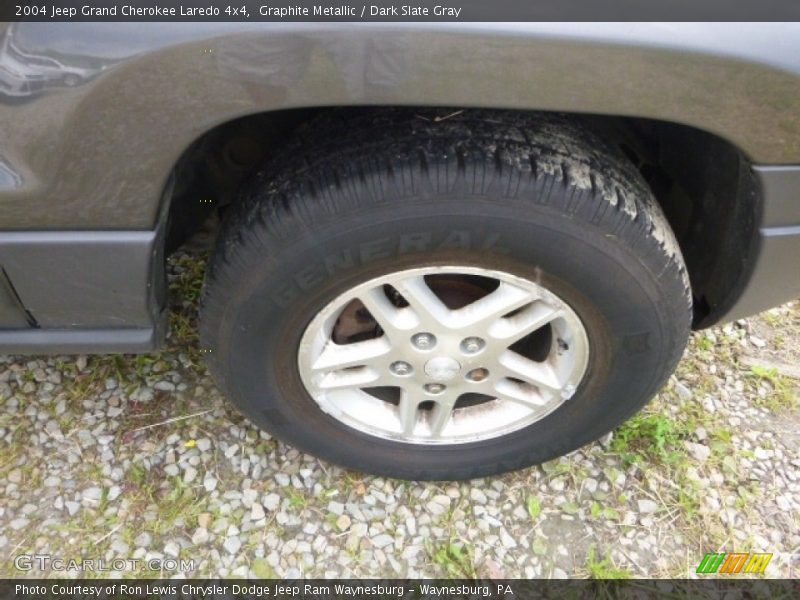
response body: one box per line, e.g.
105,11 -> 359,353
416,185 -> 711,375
460,336 -> 486,355
390,361 -> 413,376
466,367 -> 489,382
424,383 -> 446,395
412,332 -> 436,350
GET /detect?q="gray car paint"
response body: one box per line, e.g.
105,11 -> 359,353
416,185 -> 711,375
0,22 -> 798,351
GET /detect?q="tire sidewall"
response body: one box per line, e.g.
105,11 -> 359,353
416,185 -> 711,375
211,196 -> 684,479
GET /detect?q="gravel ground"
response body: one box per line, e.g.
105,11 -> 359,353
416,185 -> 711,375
1,251 -> 798,579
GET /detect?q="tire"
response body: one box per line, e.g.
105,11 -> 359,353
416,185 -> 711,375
200,108 -> 692,480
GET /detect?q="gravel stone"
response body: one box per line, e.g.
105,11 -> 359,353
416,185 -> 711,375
371,534 -> 394,549
426,495 -> 451,516
223,536 -> 241,554
754,447 -> 771,460
242,489 -> 258,508
675,381 -> 693,399
251,503 -> 266,521
263,493 -> 280,511
499,528 -> 517,549
637,500 -> 659,514
82,487 -> 102,505
191,527 -> 209,545
10,518 -> 29,530
685,442 -> 711,462
470,488 -> 487,504
336,514 -> 351,532
183,465 -> 198,483
108,485 -> 122,501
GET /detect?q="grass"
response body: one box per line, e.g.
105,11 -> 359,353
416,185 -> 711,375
288,489 -> 308,510
746,365 -> 798,411
586,546 -> 633,579
169,252 -> 207,305
695,335 -> 715,352
250,557 -> 277,578
585,546 -> 632,579
526,496 -> 542,520
609,412 -> 689,466
428,539 -> 478,578
601,327 -> 777,567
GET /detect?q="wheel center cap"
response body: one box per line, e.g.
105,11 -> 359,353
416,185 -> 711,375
424,356 -> 461,381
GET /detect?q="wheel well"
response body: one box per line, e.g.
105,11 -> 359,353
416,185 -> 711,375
164,106 -> 759,328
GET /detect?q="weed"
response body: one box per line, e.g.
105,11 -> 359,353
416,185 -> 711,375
676,481 -> 702,518
288,490 -> 307,510
250,557 -> 276,578
610,413 -> 687,465
585,546 -> 632,579
696,336 -> 715,352
428,539 -> 477,578
128,463 -> 148,486
746,365 -> 798,411
526,496 -> 541,520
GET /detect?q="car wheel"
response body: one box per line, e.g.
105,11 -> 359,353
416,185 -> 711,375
200,109 -> 692,480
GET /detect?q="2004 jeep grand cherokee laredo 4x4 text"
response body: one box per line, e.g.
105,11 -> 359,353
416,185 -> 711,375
0,22 -> 798,480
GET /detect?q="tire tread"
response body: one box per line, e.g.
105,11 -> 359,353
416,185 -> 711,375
200,108 -> 693,478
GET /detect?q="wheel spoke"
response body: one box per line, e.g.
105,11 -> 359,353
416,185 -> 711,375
316,366 -> 381,390
394,275 -> 451,329
493,377 -> 549,408
496,350 -> 563,394
427,394 -> 459,438
428,403 -> 452,438
487,300 -> 560,344
454,282 -> 533,331
397,390 -> 420,436
311,337 -> 392,371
